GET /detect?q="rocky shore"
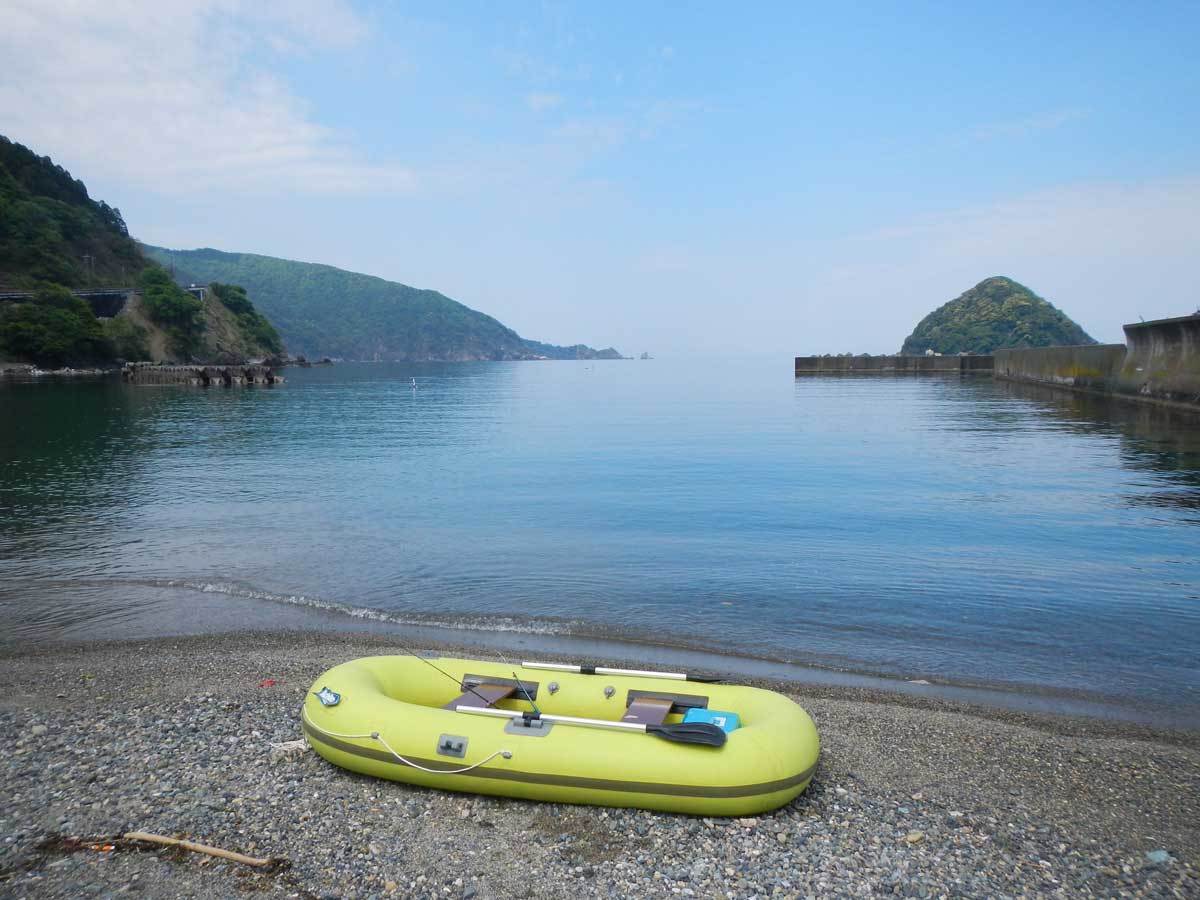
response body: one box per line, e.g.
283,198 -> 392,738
1,363 -> 113,377
1,631 -> 1196,898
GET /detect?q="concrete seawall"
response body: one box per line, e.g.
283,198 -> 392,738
795,355 -> 993,374
992,345 -> 1127,390
1120,315 -> 1200,406
994,314 -> 1200,409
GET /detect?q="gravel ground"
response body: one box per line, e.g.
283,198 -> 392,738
1,631 -> 1197,898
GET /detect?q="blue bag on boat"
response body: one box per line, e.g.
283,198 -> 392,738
683,707 -> 740,733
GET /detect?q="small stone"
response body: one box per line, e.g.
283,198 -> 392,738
736,818 -> 758,828
384,881 -> 398,893
903,830 -> 924,844
1145,849 -> 1173,866
30,725 -> 48,737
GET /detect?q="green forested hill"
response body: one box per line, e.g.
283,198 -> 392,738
0,135 -> 143,288
0,132 -> 617,366
900,277 -> 1095,355
0,135 -> 281,366
141,245 -> 622,361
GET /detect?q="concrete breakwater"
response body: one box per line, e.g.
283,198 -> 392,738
993,345 -> 1127,390
994,314 -> 1200,409
122,362 -> 283,386
794,354 -> 993,374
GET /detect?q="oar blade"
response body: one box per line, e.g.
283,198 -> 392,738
647,722 -> 727,747
684,674 -> 724,683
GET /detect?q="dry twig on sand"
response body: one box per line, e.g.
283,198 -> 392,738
123,831 -> 280,868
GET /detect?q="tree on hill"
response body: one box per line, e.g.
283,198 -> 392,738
900,277 -> 1096,355
139,266 -> 204,357
0,135 -> 142,288
0,284 -> 110,366
210,282 -> 283,356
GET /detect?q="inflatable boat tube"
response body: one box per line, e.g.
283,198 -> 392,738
302,655 -> 820,816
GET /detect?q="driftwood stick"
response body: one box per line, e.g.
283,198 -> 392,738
123,831 -> 275,867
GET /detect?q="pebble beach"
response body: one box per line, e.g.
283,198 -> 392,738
1,631 -> 1197,899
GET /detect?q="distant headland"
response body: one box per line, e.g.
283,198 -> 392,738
0,134 -> 621,371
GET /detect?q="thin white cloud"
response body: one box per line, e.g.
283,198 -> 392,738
969,108 -> 1088,142
552,117 -> 627,152
0,0 -> 413,196
526,92 -> 565,112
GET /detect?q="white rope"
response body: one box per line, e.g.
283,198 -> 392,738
302,710 -> 513,775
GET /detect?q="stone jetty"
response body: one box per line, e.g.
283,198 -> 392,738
121,362 -> 283,386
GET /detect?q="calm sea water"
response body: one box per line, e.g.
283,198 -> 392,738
2,360 -> 1198,724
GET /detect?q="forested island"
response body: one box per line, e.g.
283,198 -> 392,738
900,276 -> 1095,355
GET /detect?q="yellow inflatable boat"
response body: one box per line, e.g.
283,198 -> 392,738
302,655 -> 820,815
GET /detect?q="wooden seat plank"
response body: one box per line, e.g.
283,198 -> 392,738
621,696 -> 673,726
443,683 -> 517,710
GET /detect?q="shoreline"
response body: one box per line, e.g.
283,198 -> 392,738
8,582 -> 1196,731
5,629 -> 1198,749
1,630 -> 1196,897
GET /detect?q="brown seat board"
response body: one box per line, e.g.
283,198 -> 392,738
621,696 -> 674,726
443,683 -> 518,710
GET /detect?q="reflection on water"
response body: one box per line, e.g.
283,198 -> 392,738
989,379 -> 1200,520
2,362 -> 1198,724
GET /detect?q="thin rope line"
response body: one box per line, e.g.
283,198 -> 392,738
302,710 -> 513,775
389,640 -> 502,710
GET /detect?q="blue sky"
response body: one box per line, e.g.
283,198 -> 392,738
3,1 -> 1197,354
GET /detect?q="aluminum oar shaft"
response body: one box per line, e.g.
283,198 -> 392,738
520,661 -> 720,683
456,704 -> 647,732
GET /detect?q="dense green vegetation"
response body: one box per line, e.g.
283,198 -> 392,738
100,316 -> 150,361
138,266 -> 205,357
209,283 -> 283,356
900,277 -> 1096,355
0,135 -> 143,287
0,134 -> 285,366
0,284 -> 111,366
0,283 -> 152,367
142,245 -> 621,361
